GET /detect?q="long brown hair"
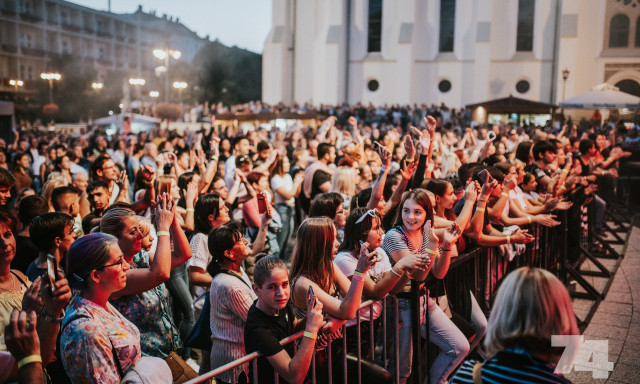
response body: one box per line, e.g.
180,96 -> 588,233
391,189 -> 434,229
289,217 -> 335,293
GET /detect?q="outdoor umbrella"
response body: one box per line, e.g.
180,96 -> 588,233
559,83 -> 640,109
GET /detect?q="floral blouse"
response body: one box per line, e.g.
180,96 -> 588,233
61,295 -> 141,384
110,250 -> 181,358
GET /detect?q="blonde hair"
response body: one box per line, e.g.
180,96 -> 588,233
41,172 -> 70,212
138,216 -> 151,236
484,267 -> 579,360
330,166 -> 357,197
155,175 -> 175,196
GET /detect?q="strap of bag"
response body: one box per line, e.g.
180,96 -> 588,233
220,269 -> 252,290
472,362 -> 483,384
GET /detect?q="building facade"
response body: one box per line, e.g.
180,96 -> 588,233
263,0 -> 640,109
0,0 -> 208,101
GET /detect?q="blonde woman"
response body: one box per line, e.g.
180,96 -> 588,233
331,166 -> 358,210
41,172 -> 69,212
450,267 -> 579,383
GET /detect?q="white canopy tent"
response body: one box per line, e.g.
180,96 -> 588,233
93,113 -> 161,136
559,83 -> 640,109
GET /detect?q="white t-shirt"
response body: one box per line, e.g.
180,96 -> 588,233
509,187 -> 529,211
188,232 -> 212,312
271,174 -> 294,205
334,247 -> 392,326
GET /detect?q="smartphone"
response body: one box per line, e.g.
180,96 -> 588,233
373,141 -> 382,151
257,192 -> 267,214
487,131 -> 496,142
478,169 -> 491,184
307,285 -> 316,308
46,254 -> 58,293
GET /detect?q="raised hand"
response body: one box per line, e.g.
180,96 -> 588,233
511,228 -> 534,244
140,165 -> 155,184
183,181 -> 199,208
400,159 -> 418,181
41,272 -> 71,319
479,179 -> 498,200
424,115 -> 437,134
4,310 -> 40,361
398,250 -> 428,272
462,181 -> 478,203
21,276 -> 43,314
155,193 -> 175,232
404,135 -> 416,160
442,222 -> 462,248
424,219 -> 440,247
305,294 -> 324,334
355,241 -> 376,273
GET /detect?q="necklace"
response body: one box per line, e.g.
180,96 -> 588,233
0,274 -> 15,293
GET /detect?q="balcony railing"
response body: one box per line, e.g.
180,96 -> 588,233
19,12 -> 43,22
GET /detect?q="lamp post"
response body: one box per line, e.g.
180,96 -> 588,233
153,48 -> 181,102
173,81 -> 187,101
149,91 -> 160,98
561,69 -> 570,117
9,79 -> 23,101
40,72 -> 61,104
91,82 -> 103,90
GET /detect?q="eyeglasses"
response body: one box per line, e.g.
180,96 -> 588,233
100,256 -> 126,270
355,209 -> 379,224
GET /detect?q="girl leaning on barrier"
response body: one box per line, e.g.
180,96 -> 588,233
449,267 -> 579,384
335,207 -> 426,360
381,189 -> 464,384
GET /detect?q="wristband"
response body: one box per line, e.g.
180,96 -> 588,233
476,207 -> 485,212
156,231 -> 170,237
352,274 -> 364,282
390,267 -> 403,277
501,192 -> 508,198
527,216 -> 532,224
562,169 -> 569,174
18,355 -> 42,369
40,307 -> 64,323
424,248 -> 437,255
601,171 -> 605,176
353,270 -> 364,277
405,157 -> 415,163
506,235 -> 511,244
210,156 -> 219,162
441,248 -> 451,252
303,331 -> 317,340
186,208 -> 194,212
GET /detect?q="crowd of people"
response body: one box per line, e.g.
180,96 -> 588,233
0,103 -> 635,384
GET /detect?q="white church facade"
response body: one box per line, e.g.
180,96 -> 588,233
262,0 -> 640,109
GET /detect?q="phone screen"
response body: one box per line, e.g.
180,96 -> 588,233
478,169 -> 490,184
46,255 -> 57,292
307,285 -> 316,307
257,193 -> 267,214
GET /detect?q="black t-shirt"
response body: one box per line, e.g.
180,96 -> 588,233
310,170 -> 331,201
244,301 -> 296,384
524,163 -> 548,183
12,235 -> 40,274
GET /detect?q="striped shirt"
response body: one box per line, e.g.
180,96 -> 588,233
209,268 -> 257,382
450,349 -> 572,384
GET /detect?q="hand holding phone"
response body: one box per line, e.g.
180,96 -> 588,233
478,169 -> 492,184
307,285 -> 316,308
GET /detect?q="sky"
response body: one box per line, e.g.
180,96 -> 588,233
68,0 -> 272,53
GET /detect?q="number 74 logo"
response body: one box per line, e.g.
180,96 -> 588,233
551,335 -> 614,379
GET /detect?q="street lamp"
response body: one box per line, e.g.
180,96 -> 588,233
40,72 -> 61,104
9,79 -> 23,101
128,78 -> 146,86
173,81 -> 187,101
153,48 -> 181,102
561,69 -> 570,117
149,91 -> 160,98
91,82 -> 103,90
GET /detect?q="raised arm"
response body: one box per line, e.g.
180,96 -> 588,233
367,145 -> 391,210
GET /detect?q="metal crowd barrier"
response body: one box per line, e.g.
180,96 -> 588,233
185,297 -> 400,384
187,198 -> 630,384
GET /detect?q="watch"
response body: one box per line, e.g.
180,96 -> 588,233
40,307 -> 64,323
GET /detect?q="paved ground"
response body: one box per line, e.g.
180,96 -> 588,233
565,221 -> 640,384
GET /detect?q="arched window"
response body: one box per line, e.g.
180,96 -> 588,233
367,0 -> 383,53
439,0 -> 456,52
616,79 -> 640,97
609,14 -> 629,48
636,16 -> 640,47
516,0 -> 535,51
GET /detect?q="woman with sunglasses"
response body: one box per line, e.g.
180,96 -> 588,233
62,233 -> 171,384
335,207 -> 426,359
100,194 -> 192,359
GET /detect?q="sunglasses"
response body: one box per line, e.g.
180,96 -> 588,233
355,209 -> 379,224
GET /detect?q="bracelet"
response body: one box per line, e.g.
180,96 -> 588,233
424,248 -> 437,255
527,216 -> 532,224
405,157 -> 415,163
601,171 -> 605,176
506,235 -> 511,244
501,192 -> 508,198
353,270 -> 364,277
156,231 -> 170,237
441,248 -> 451,252
390,267 -> 403,277
352,274 -> 365,282
40,307 -> 64,323
562,169 -> 569,174
476,207 -> 486,212
17,355 -> 42,369
303,331 -> 317,340
210,156 -> 219,162
186,208 -> 194,212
